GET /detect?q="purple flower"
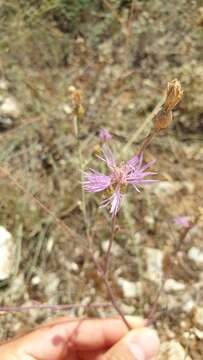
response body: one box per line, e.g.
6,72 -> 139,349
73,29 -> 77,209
83,145 -> 157,217
99,128 -> 112,142
174,216 -> 191,228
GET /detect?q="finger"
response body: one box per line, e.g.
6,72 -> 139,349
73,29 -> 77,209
11,317 -> 144,360
99,328 -> 160,360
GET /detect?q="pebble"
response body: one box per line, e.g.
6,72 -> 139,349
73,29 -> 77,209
183,299 -> 195,313
120,303 -> 135,315
62,104 -> 73,115
150,181 -> 194,197
31,275 -> 41,286
0,96 -> 20,118
44,273 -> 60,298
101,240 -> 122,256
164,278 -> 186,292
188,246 -> 203,265
144,247 -> 163,285
0,78 -> 9,90
117,278 -> 142,298
0,226 -> 15,280
157,340 -> 191,360
0,116 -> 14,130
193,327 -> 203,340
144,215 -> 155,230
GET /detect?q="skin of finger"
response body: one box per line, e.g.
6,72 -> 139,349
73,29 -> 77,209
0,317 -> 144,360
98,328 -> 160,360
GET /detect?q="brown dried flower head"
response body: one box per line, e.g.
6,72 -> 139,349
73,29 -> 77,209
154,109 -> 172,131
68,86 -> 85,117
154,79 -> 183,131
163,79 -> 183,112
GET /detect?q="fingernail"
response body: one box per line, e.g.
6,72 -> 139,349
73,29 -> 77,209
126,329 -> 160,360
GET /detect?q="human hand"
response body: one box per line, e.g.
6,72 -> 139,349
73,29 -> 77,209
0,317 -> 159,360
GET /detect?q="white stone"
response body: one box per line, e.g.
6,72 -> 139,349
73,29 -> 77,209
62,103 -> 73,115
145,247 -> 163,284
0,78 -> 9,90
31,276 -> 41,286
144,215 -> 155,227
44,273 -> 60,297
68,85 -> 76,93
101,240 -> 122,256
46,237 -> 54,253
0,97 -> 20,118
68,262 -> 79,272
150,181 -> 194,197
183,299 -> 195,313
117,278 -> 142,298
150,182 -> 176,196
193,327 -> 203,339
164,278 -> 186,292
157,340 -> 191,360
89,96 -> 96,105
0,226 -> 15,280
120,303 -> 135,315
188,246 -> 203,265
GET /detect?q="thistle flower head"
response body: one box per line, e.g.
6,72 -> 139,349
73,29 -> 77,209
83,145 -> 157,217
174,216 -> 191,228
99,128 -> 112,142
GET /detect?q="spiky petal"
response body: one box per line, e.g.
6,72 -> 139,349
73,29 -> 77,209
83,145 -> 157,216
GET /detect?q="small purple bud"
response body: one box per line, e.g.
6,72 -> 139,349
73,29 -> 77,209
99,128 -> 112,142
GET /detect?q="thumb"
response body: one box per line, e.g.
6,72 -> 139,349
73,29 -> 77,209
101,328 -> 160,360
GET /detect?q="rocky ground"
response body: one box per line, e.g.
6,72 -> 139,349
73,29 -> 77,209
0,1 -> 202,359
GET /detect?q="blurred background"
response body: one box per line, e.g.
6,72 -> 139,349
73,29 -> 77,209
0,1 -> 202,358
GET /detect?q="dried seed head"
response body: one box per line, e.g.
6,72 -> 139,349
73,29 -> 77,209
153,79 -> 183,131
69,87 -> 85,118
154,109 -> 172,131
71,90 -> 83,107
163,79 -> 183,112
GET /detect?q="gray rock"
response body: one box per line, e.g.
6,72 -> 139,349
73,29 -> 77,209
62,104 -> 73,115
101,240 -> 122,257
164,278 -> 186,292
0,79 -> 9,90
0,96 -> 20,118
188,246 -> 203,265
44,273 -> 60,298
150,181 -> 194,197
144,247 -> 163,285
120,303 -> 135,315
157,340 -> 191,360
0,116 -> 14,130
117,278 -> 142,298
182,299 -> 195,313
